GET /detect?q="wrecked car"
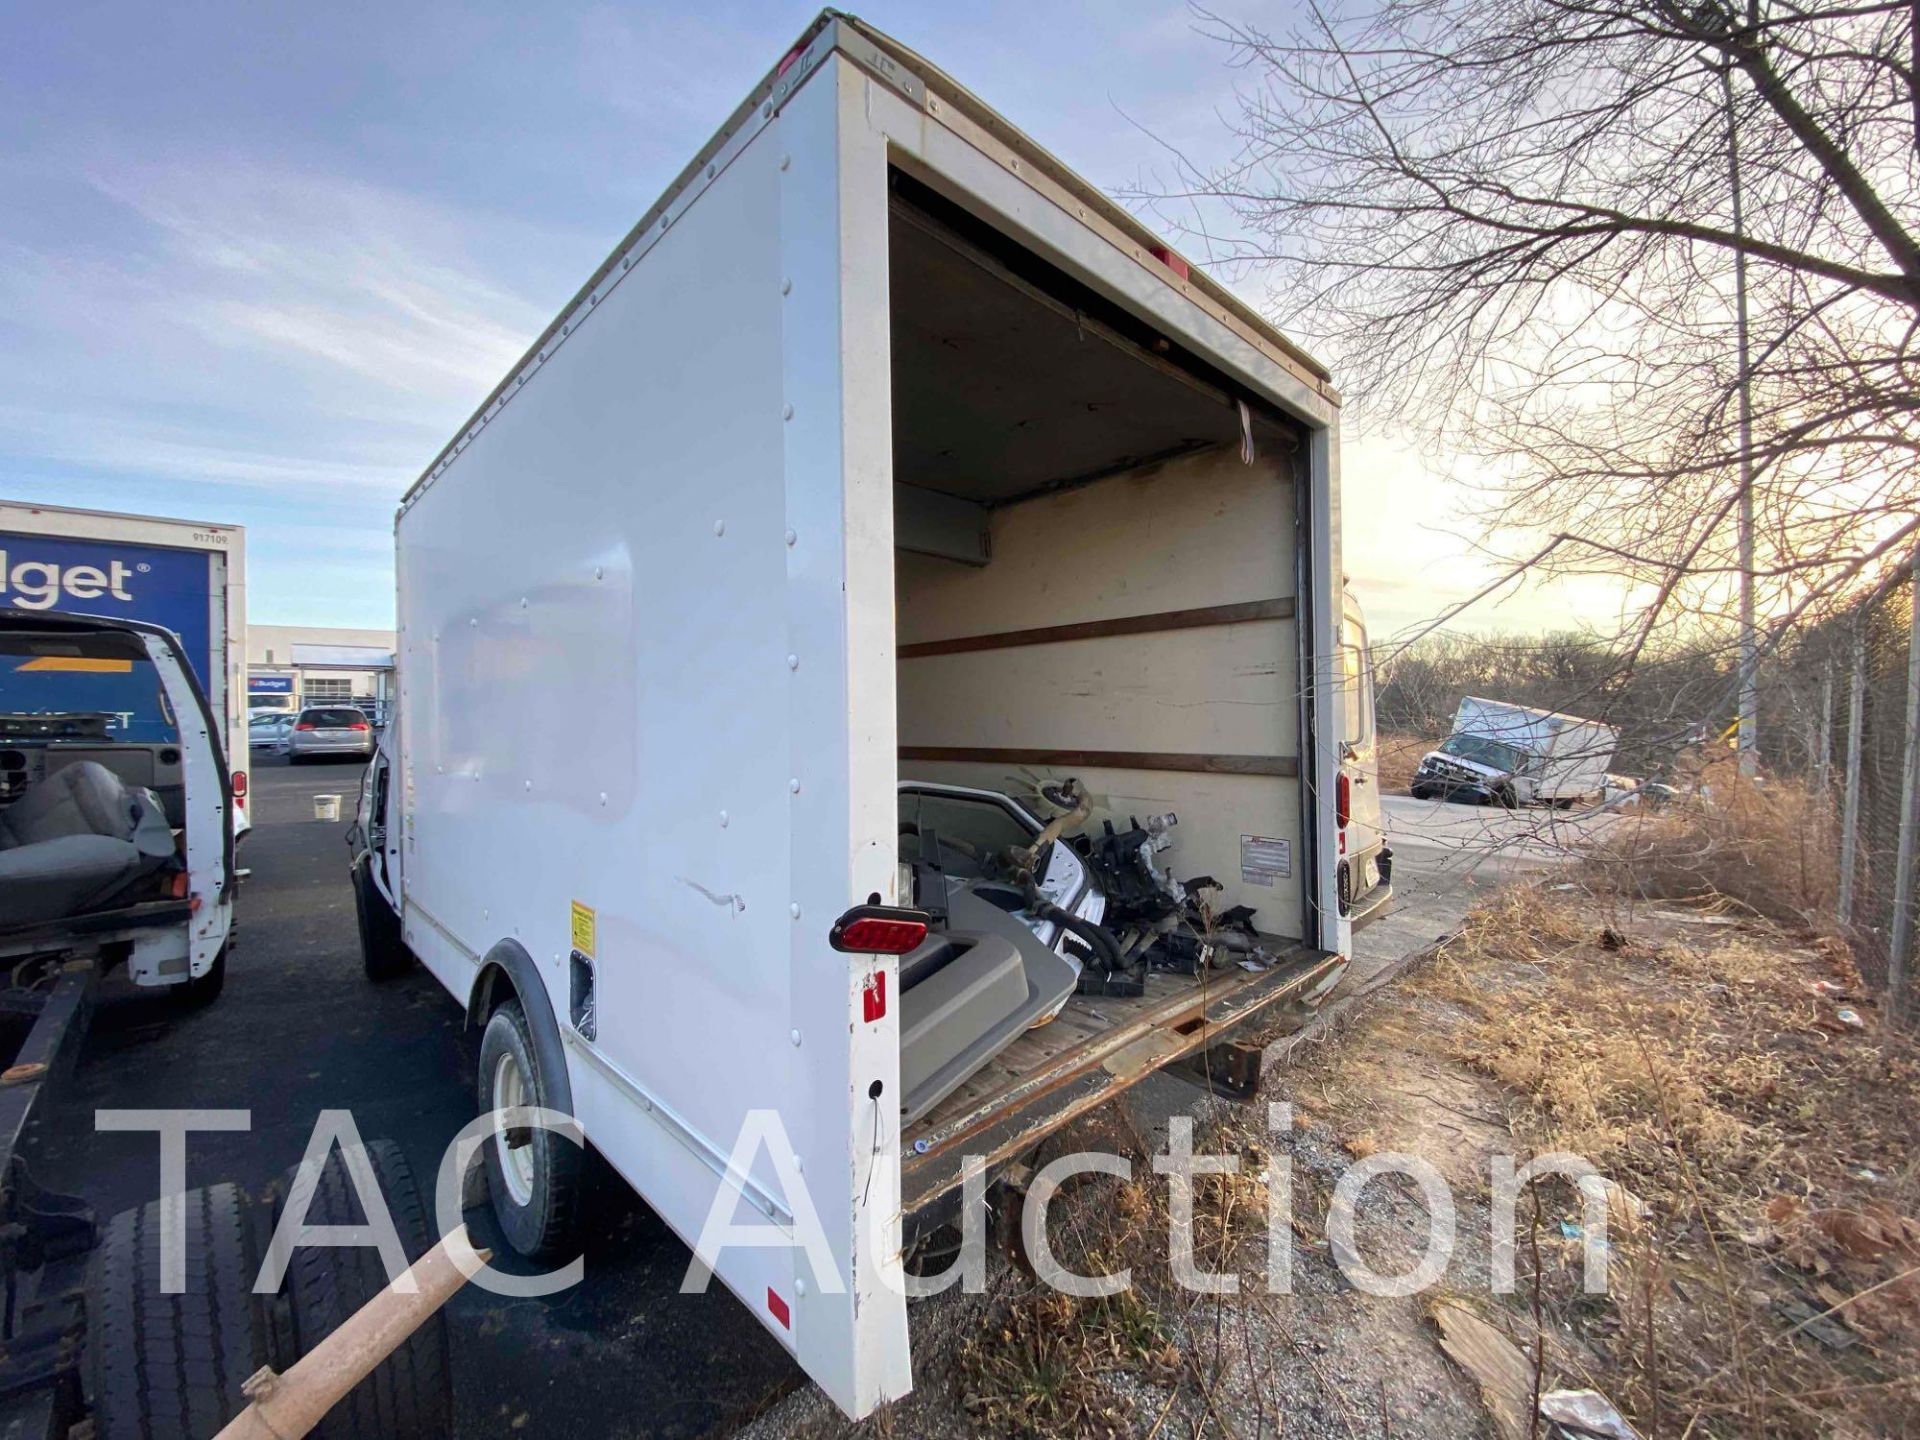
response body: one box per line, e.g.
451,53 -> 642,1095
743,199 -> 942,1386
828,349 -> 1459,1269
894,778 -> 1309,1123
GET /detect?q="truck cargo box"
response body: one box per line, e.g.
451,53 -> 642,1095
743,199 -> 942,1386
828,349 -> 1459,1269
376,11 -> 1360,1417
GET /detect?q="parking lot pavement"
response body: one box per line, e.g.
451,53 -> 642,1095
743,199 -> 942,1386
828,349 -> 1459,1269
27,752 -> 798,1440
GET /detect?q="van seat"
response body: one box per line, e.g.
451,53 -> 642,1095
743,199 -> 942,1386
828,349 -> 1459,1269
0,761 -> 177,927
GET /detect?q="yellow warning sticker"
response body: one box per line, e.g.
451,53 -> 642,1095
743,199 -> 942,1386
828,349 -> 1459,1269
570,900 -> 596,958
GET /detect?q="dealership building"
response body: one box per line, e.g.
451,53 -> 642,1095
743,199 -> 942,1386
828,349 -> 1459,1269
247,624 -> 395,716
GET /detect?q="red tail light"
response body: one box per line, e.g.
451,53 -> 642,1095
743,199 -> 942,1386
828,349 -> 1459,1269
348,721 -> 370,731
829,906 -> 931,954
1337,771 -> 1352,829
232,770 -> 248,801
1148,243 -> 1191,281
294,722 -> 316,731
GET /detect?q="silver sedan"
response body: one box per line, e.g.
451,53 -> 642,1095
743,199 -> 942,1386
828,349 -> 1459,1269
286,707 -> 375,763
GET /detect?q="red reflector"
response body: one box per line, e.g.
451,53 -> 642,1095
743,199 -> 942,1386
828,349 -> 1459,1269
232,771 -> 248,800
1148,243 -> 1191,281
168,872 -> 189,899
767,1288 -> 790,1328
862,971 -> 887,1023
776,42 -> 804,76
1337,772 -> 1352,830
837,916 -> 927,954
294,722 -> 316,731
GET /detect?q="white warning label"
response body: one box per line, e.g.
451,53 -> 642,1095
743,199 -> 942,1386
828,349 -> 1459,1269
1240,834 -> 1292,887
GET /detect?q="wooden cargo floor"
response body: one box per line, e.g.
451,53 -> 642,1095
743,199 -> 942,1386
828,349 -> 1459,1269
900,944 -> 1343,1214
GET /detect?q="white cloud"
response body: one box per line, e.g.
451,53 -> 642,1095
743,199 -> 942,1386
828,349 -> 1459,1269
0,153 -> 588,508
0,404 -> 417,496
83,158 -> 552,404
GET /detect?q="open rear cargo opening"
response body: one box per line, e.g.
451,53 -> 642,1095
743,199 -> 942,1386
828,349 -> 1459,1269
883,172 -> 1333,1204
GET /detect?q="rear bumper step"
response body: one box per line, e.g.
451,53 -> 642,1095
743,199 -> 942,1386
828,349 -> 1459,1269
901,946 -> 1343,1216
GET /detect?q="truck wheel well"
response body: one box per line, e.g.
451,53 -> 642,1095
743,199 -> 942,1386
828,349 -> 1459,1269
466,963 -> 510,1024
464,940 -> 575,1119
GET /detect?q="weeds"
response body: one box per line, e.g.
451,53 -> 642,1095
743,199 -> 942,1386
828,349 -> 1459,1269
960,1292 -> 1127,1438
949,760 -> 1911,1439
1403,886 -> 1920,1438
1588,755 -> 1839,928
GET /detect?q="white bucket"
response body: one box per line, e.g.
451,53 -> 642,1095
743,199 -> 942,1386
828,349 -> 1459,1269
313,795 -> 342,823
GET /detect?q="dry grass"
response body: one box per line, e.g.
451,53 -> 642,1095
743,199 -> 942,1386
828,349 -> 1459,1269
1587,753 -> 1839,928
1407,888 -> 1920,1438
959,1291 -> 1142,1438
1376,729 -> 1432,794
958,1164 -> 1176,1437
957,1123 -> 1275,1437
952,765 -> 1912,1439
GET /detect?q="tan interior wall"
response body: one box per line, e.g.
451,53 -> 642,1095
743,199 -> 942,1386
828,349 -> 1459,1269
895,446 -> 1304,938
896,447 -> 1294,642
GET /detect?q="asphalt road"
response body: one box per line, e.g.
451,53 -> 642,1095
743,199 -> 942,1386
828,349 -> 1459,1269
1333,791 -> 1604,992
28,752 -> 798,1440
1380,790 -> 1618,864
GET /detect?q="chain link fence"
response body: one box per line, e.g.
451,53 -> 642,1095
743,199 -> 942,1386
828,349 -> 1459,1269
1821,564 -> 1916,1006
1749,558 -> 1915,1013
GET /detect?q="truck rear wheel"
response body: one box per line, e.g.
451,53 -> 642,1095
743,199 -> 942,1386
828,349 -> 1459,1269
478,999 -> 586,1263
352,857 -> 411,980
175,943 -> 228,1007
272,1138 -> 453,1439
88,1182 -> 267,1440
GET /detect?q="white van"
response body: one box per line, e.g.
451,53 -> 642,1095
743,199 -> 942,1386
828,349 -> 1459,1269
1340,591 -> 1392,923
351,12 -> 1383,1417
0,611 -> 235,998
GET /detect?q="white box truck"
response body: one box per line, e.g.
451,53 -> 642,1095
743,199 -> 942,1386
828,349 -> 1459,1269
354,12 -> 1378,1417
1411,695 -> 1617,808
0,501 -> 251,837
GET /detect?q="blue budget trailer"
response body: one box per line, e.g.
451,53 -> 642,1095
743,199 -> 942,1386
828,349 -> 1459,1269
0,501 -> 250,835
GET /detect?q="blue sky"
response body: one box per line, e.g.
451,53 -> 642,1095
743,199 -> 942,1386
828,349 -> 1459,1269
0,1 -> 1581,637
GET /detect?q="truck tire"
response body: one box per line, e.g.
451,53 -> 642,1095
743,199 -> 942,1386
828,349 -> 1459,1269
273,1139 -> 453,1440
88,1182 -> 267,1440
352,857 -> 411,980
478,999 -> 586,1263
175,943 -> 228,1007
